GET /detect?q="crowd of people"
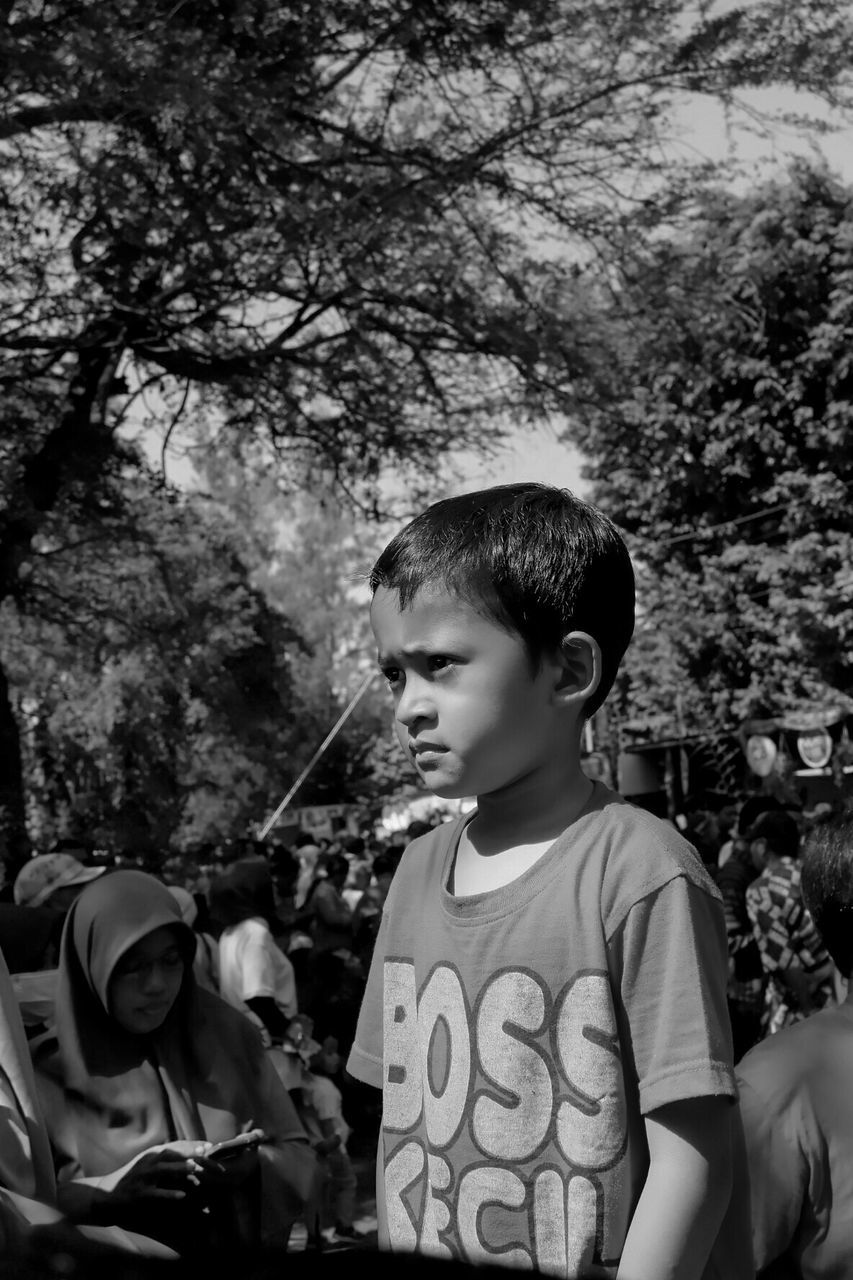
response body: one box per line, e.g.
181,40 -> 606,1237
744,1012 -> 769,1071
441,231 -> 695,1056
0,821 -> 413,1266
2,747 -> 851,1277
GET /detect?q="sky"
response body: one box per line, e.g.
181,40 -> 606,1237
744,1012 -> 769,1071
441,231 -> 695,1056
439,426 -> 589,499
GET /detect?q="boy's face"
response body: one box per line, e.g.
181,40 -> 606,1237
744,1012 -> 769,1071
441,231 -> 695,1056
371,585 -> 567,801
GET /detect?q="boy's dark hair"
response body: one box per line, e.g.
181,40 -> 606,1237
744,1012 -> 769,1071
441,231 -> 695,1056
369,483 -> 635,717
801,815 -> 853,978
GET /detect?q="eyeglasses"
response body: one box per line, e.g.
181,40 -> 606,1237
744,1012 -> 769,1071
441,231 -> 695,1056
113,948 -> 185,983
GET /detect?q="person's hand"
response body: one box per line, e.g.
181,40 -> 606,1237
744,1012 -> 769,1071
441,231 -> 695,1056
190,1142 -> 261,1188
109,1142 -> 215,1204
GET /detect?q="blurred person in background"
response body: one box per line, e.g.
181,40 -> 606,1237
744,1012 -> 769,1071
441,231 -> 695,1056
13,852 -> 106,916
166,885 -> 220,994
736,812 -> 853,1278
718,796 -> 784,1060
745,809 -> 837,1035
292,834 -> 324,908
8,852 -> 109,1040
293,1026 -> 368,1249
212,858 -> 301,1089
297,852 -> 360,1045
350,849 -> 402,972
266,843 -> 302,950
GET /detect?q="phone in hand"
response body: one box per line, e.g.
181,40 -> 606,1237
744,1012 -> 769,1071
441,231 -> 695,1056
207,1129 -> 266,1162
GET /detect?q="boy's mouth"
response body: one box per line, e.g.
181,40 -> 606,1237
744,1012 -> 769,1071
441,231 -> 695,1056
410,741 -> 447,759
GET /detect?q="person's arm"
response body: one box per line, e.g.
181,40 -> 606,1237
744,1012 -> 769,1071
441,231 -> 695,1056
314,1117 -> 342,1156
55,1142 -> 214,1222
617,1096 -> 733,1280
245,995 -> 291,1042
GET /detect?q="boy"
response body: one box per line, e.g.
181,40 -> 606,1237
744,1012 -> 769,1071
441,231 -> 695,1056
346,483 -> 749,1278
736,811 -> 853,1275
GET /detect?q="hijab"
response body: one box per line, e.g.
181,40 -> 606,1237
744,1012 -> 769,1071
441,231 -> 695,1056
42,869 -> 197,1109
32,871 -> 310,1207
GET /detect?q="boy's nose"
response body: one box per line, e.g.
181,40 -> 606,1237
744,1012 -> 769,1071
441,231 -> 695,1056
395,681 -> 434,727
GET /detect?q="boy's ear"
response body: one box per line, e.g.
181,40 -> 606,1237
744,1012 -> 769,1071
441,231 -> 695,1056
555,631 -> 601,706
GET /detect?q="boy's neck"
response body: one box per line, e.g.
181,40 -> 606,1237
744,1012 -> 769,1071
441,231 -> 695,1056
451,768 -> 595,897
467,764 -> 595,857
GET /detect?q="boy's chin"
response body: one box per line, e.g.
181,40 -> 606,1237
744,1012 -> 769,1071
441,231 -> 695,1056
422,779 -> 471,801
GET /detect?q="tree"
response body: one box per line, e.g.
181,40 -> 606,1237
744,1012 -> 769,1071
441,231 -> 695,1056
573,161 -> 853,748
3,1 -> 853,862
1,473 -> 309,859
205,474 -> 419,821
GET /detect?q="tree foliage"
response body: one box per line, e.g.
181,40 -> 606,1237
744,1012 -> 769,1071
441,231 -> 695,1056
214,478 -> 419,819
575,162 -> 853,742
1,475 -> 306,856
3,0 -> 853,862
4,0 -> 853,583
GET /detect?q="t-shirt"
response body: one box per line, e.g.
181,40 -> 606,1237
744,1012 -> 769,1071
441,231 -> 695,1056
218,916 -> 298,1042
736,1000 -> 853,1278
347,783 -> 744,1277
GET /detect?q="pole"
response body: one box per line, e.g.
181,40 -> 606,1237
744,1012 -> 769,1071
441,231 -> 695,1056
257,667 -> 379,840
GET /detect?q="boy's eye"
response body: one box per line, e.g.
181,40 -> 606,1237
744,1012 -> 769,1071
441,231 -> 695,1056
380,665 -> 401,686
427,655 -> 453,672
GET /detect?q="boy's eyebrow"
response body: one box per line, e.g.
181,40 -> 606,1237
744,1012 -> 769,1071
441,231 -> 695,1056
376,644 -> 438,664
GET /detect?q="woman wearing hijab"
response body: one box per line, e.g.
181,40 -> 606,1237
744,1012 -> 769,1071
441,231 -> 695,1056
29,870 -> 316,1257
0,945 -> 176,1260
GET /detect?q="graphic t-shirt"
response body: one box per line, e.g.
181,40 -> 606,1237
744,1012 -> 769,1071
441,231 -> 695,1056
347,784 -> 741,1277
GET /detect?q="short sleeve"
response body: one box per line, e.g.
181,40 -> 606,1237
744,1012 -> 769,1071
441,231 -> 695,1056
608,875 -> 736,1115
233,919 -> 278,1001
346,905 -> 388,1089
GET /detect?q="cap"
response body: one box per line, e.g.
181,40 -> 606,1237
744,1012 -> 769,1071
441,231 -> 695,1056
13,853 -> 106,909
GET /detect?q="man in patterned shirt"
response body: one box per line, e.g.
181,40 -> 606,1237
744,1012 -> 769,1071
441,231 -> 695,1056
745,809 -> 836,1034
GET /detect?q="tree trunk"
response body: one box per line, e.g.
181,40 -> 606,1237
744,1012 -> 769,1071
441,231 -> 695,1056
0,336 -> 122,881
0,654 -> 30,882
